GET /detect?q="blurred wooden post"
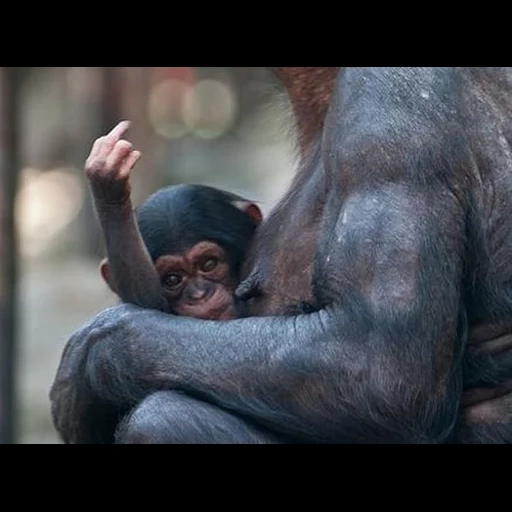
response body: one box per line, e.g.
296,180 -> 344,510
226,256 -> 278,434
80,67 -> 122,259
100,67 -> 121,133
0,67 -> 21,444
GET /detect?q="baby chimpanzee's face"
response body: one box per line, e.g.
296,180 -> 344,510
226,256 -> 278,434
154,241 -> 238,321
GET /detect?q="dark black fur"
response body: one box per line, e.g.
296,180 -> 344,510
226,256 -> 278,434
136,184 -> 258,274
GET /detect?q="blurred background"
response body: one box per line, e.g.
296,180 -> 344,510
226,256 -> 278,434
0,67 -> 297,444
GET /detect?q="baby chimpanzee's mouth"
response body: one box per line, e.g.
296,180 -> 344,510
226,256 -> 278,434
204,299 -> 236,321
177,288 -> 236,321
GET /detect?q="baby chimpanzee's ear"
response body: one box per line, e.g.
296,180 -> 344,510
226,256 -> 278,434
99,258 -> 117,293
231,200 -> 263,226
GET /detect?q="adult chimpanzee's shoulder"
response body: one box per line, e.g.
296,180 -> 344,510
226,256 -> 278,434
323,68 -> 478,191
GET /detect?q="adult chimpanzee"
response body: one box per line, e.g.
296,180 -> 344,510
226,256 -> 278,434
50,68 -> 512,444
86,122 -> 262,320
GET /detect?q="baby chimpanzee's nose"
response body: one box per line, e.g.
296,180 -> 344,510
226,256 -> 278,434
186,280 -> 213,302
190,288 -> 206,300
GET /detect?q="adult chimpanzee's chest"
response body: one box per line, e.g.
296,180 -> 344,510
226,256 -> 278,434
240,158 -> 327,317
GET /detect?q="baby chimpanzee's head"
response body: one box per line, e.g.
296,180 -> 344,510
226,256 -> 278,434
135,184 -> 262,320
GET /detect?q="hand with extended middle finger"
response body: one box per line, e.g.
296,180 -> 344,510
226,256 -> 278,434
85,121 -> 142,205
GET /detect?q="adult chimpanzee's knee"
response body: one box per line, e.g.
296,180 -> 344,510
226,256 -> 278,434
115,391 -> 282,444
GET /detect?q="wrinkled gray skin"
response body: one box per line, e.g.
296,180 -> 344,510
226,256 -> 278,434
51,68 -> 512,444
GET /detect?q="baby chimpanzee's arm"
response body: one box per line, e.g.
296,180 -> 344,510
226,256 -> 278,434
85,121 -> 170,314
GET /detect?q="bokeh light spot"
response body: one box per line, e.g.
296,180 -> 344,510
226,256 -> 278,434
183,79 -> 238,140
16,168 -> 84,257
148,79 -> 191,139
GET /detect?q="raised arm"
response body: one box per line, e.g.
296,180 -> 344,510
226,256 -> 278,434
86,122 -> 169,313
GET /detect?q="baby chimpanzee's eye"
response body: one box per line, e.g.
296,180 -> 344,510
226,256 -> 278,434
163,273 -> 183,288
201,258 -> 219,273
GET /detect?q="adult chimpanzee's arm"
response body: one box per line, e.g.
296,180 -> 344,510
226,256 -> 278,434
51,175 -> 467,444
86,122 -> 170,313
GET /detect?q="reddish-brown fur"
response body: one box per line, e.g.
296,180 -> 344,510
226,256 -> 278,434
272,67 -> 339,156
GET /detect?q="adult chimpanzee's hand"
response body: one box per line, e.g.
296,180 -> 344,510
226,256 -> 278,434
50,303 -> 170,444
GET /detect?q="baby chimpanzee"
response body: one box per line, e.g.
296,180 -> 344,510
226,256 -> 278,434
85,121 -> 262,320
